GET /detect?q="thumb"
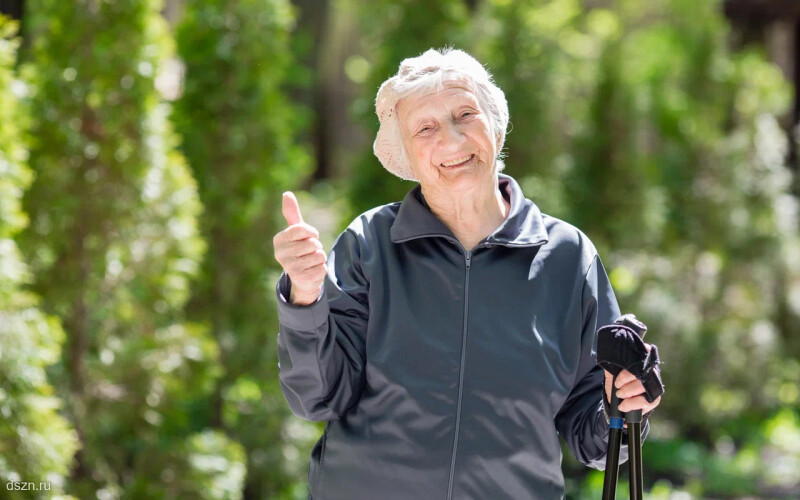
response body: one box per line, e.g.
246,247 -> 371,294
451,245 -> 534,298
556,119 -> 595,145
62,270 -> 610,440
282,191 -> 304,226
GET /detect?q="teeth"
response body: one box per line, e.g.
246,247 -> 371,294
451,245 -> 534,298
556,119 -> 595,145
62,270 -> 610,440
442,154 -> 472,167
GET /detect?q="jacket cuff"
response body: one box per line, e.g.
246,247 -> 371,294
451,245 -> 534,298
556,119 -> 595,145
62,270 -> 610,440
276,272 -> 328,331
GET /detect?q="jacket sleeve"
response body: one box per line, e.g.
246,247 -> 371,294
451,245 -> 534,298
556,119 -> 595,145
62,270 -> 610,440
275,229 -> 369,422
554,254 -> 650,470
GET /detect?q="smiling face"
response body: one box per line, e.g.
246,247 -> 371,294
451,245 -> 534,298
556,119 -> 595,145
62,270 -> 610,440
396,80 -> 499,195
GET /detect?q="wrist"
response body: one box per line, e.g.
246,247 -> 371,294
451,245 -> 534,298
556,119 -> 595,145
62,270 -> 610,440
290,284 -> 322,305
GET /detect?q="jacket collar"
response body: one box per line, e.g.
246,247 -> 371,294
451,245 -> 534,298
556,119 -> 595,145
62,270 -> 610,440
390,173 -> 549,247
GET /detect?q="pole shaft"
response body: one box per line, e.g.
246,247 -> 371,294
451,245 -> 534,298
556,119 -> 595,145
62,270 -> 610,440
603,374 -> 625,500
629,422 -> 643,500
602,428 -> 622,500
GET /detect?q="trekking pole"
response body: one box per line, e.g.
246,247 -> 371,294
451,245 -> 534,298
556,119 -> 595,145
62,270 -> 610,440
601,372 -> 624,500
621,317 -> 647,500
597,314 -> 661,500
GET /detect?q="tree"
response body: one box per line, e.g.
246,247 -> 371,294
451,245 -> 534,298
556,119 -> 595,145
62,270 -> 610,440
174,0 -> 312,497
0,15 -> 78,497
20,1 -> 245,497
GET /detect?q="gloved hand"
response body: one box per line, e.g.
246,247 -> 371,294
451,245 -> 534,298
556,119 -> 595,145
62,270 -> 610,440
598,317 -> 665,420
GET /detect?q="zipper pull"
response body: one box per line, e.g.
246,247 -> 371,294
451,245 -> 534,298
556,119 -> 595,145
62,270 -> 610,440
465,251 -> 471,269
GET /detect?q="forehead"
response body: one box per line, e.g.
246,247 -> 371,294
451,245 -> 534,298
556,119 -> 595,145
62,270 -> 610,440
398,80 -> 481,121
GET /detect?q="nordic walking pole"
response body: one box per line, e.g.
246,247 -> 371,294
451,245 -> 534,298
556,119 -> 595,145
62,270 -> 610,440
601,373 -> 624,500
628,414 -> 643,500
598,314 -> 661,500
621,317 -> 647,500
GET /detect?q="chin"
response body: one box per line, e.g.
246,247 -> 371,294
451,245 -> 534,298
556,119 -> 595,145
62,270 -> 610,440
437,167 -> 487,190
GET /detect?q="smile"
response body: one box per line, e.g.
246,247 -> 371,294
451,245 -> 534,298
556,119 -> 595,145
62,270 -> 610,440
441,154 -> 475,168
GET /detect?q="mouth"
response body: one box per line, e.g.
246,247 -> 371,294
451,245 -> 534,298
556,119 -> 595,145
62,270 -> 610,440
440,154 -> 475,169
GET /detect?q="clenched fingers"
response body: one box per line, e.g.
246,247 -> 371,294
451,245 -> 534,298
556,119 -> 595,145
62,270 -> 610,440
614,369 -> 638,390
273,223 -> 320,245
619,395 -> 661,414
274,238 -> 323,262
604,369 -> 637,402
604,368 -> 661,412
616,378 -> 645,399
282,249 -> 327,275
293,262 -> 327,284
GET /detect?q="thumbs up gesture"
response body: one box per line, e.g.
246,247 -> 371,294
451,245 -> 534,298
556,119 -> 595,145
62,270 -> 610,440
273,192 -> 327,305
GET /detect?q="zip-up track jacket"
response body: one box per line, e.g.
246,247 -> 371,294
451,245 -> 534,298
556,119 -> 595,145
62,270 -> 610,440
276,174 -> 648,499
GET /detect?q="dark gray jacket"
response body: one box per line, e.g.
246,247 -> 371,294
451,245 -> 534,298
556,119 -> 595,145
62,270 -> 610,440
276,174 -> 648,499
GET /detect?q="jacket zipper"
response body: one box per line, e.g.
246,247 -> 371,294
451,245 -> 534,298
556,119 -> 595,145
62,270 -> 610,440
447,248 -> 471,500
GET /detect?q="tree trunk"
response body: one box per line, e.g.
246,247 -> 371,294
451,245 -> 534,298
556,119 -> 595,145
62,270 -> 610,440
0,0 -> 24,21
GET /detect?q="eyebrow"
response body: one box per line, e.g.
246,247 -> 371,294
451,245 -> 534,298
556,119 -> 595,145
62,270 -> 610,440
409,103 -> 479,130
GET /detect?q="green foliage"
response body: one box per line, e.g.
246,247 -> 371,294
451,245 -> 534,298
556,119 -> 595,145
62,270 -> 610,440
473,0 -> 595,216
19,1 -> 244,497
624,408 -> 800,497
174,0 -> 312,497
180,430 -> 247,500
0,16 -> 79,496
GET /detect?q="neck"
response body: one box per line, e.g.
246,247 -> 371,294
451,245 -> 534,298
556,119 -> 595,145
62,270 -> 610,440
421,176 -> 510,251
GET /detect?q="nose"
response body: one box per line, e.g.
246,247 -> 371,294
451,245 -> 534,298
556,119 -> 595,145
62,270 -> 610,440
438,121 -> 467,151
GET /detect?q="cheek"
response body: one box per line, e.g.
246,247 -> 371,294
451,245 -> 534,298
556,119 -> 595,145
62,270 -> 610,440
413,144 -> 434,167
473,133 -> 494,156
484,127 -> 496,152
468,122 -> 495,153
405,143 -> 431,174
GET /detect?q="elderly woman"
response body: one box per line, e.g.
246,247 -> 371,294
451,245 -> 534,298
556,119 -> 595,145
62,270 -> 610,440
273,48 -> 661,500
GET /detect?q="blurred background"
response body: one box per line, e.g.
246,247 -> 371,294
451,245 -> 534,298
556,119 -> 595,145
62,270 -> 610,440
0,0 -> 799,498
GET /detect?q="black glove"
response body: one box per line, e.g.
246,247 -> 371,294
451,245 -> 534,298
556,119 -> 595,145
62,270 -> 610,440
597,323 -> 664,404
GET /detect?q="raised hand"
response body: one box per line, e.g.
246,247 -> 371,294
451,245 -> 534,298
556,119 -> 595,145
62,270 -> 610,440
273,192 -> 327,305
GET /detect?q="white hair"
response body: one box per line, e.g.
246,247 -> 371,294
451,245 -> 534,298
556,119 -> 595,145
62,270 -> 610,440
373,47 -> 510,181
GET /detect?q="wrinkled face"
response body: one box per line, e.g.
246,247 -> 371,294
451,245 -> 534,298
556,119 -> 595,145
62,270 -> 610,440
397,80 -> 499,193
